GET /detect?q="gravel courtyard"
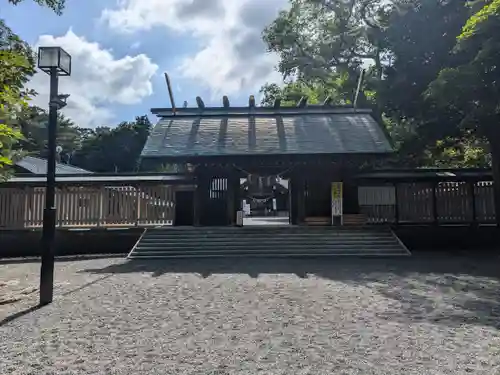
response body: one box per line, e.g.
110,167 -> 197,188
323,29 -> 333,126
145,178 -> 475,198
1,255 -> 500,374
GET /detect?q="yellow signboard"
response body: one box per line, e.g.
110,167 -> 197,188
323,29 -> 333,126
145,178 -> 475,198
331,182 -> 343,219
331,182 -> 343,200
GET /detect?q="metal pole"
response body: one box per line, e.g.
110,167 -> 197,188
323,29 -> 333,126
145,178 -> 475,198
40,67 -> 59,306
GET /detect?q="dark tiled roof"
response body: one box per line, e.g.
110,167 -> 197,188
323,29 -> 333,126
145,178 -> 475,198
356,169 -> 493,180
4,174 -> 189,185
15,156 -> 93,175
142,109 -> 393,158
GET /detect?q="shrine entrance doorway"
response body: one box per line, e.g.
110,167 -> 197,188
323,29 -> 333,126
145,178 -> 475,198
240,173 -> 290,226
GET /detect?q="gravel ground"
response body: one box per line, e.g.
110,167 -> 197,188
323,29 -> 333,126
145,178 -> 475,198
1,255 -> 500,374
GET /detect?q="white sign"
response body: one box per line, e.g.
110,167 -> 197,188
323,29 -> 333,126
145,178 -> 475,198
331,199 -> 342,216
331,182 -> 343,222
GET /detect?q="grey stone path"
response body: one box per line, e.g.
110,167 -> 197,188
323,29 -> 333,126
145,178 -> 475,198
243,216 -> 290,226
1,255 -> 500,374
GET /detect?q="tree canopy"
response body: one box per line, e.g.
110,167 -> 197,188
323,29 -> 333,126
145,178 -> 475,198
3,0 -> 500,179
0,0 -> 66,176
260,0 -> 496,168
7,0 -> 65,14
260,0 -> 500,217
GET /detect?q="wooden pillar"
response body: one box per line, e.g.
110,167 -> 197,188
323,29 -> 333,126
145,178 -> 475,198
298,177 -> 305,225
233,175 -> 241,223
290,177 -> 299,225
292,173 -> 306,225
193,181 -> 200,226
469,180 -> 477,226
432,181 -> 438,225
394,182 -> 399,225
226,173 -> 239,226
194,173 -> 208,226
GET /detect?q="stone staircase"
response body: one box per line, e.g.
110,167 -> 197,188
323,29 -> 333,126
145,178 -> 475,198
127,226 -> 410,259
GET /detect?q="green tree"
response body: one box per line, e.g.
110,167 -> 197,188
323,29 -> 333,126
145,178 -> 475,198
261,0 -> 485,167
0,0 -> 67,175
0,20 -> 34,174
263,0 -> 389,81
259,72 -> 368,107
72,116 -> 152,173
0,51 -> 29,176
6,0 -> 65,14
260,0 -> 404,145
427,0 -> 500,220
16,106 -> 86,156
378,0 -> 471,165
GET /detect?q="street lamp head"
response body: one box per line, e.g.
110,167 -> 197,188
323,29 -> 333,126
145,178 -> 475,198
38,46 -> 71,76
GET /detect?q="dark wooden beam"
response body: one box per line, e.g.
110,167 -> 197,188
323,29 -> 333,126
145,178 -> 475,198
297,96 -> 308,108
273,98 -> 281,109
223,95 -> 230,108
249,95 -> 256,108
196,96 -> 205,109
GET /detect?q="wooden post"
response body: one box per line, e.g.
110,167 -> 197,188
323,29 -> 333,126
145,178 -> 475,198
228,173 -> 240,226
290,177 -> 298,225
193,174 -> 206,226
432,181 -> 438,225
469,180 -> 477,226
226,175 -> 234,226
193,186 -> 200,226
97,186 -> 104,227
394,182 -> 399,225
135,186 -> 141,226
297,176 -> 306,225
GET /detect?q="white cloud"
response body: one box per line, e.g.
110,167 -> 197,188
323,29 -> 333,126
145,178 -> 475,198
101,0 -> 287,97
29,29 -> 158,128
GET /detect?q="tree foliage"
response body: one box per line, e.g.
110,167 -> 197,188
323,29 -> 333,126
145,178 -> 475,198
0,51 -> 28,175
261,0 -> 492,168
378,0 -> 471,165
426,0 -> 500,215
15,106 -> 83,156
0,0 -> 67,175
71,116 -> 152,173
260,72 -> 365,106
263,0 -> 391,81
6,0 -> 65,14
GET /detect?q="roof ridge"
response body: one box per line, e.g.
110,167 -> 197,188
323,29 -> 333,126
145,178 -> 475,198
141,112 -> 393,158
151,107 -> 373,118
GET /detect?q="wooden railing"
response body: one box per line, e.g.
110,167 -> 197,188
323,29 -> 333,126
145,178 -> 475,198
0,185 -> 175,230
359,181 -> 496,225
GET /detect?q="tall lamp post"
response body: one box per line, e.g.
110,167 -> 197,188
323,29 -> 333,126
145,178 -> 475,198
37,46 -> 71,306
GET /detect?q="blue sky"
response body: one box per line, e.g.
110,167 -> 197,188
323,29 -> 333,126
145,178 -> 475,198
2,0 -> 287,128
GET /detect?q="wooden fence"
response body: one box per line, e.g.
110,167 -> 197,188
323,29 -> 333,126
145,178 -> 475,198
358,181 -> 496,225
1,180 -> 496,229
0,185 -> 175,230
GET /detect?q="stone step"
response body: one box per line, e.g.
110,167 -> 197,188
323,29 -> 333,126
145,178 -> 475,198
149,225 -> 385,234
143,227 -> 384,232
129,250 -> 409,258
128,227 -> 410,258
136,241 -> 400,249
141,233 -> 393,239
137,236 -> 395,243
135,243 -> 403,251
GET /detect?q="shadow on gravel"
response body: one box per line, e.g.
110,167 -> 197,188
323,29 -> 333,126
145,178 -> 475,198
0,305 -> 41,327
81,254 -> 500,330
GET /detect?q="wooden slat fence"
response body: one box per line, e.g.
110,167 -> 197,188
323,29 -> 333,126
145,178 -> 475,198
359,181 -> 496,225
0,184 -> 175,230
